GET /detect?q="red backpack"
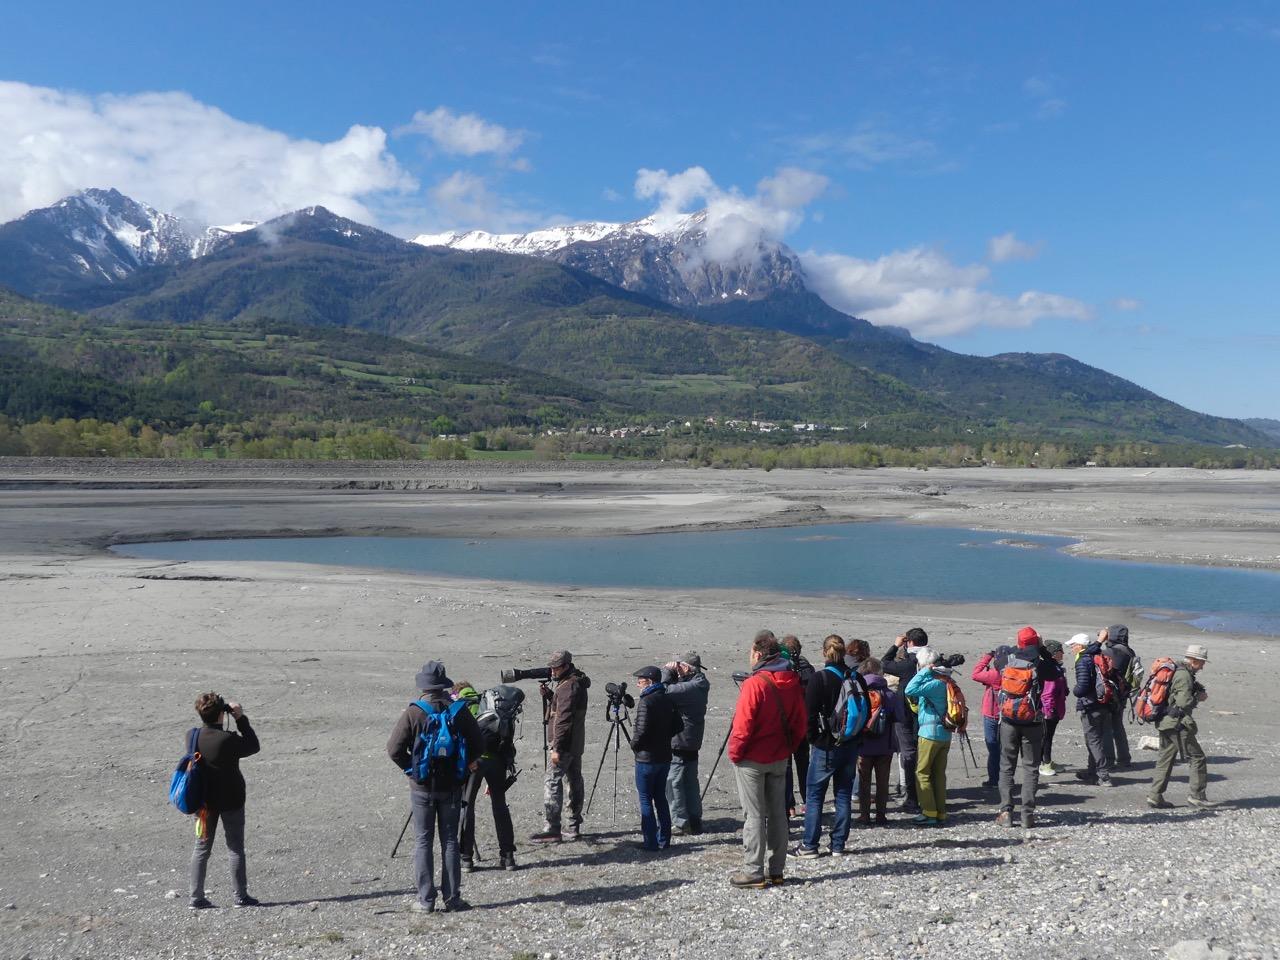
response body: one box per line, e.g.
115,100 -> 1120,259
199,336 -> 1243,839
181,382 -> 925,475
1132,657 -> 1178,724
998,653 -> 1043,723
1092,653 -> 1120,705
940,676 -> 969,734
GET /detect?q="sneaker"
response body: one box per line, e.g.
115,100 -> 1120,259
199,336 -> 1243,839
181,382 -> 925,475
1186,796 -> 1216,808
189,897 -> 214,910
529,830 -> 562,843
1038,764 -> 1055,777
794,846 -> 822,859
1098,777 -> 1113,787
729,872 -> 768,889
411,900 -> 435,913
671,825 -> 688,836
442,898 -> 471,913
1146,796 -> 1174,809
995,810 -> 1013,827
232,895 -> 260,908
831,848 -> 854,856
501,853 -> 518,872
981,780 -> 998,788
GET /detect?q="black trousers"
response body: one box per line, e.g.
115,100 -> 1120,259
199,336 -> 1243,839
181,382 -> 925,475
460,756 -> 516,858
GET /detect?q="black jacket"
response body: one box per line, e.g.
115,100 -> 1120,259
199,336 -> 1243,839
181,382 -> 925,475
631,684 -> 684,764
1073,641 -> 1106,712
882,643 -> 924,732
194,715 -> 260,812
805,663 -> 869,750
387,691 -> 485,793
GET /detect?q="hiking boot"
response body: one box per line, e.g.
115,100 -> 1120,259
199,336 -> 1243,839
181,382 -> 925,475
768,875 -> 785,886
1186,796 -> 1217,808
1038,763 -> 1055,777
529,830 -> 562,843
189,897 -> 214,910
831,847 -> 854,857
461,858 -> 475,874
1146,796 -> 1174,809
411,899 -> 435,913
442,898 -> 471,913
794,846 -> 822,859
501,853 -> 518,871
729,872 -> 768,889
1074,771 -> 1099,785
562,826 -> 581,842
688,820 -> 703,835
995,810 -> 1013,827
233,895 -> 260,908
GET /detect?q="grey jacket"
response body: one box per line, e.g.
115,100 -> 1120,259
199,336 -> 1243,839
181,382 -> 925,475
663,669 -> 710,754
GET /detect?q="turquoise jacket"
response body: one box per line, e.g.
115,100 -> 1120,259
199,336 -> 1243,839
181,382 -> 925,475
904,668 -> 952,742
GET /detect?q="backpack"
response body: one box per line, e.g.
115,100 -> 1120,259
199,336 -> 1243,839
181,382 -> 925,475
168,728 -> 205,815
476,684 -> 525,753
1092,653 -> 1120,706
864,687 -> 890,737
998,653 -> 1043,724
940,676 -> 969,734
1126,651 -> 1146,697
824,665 -> 868,744
408,699 -> 469,786
1132,657 -> 1178,724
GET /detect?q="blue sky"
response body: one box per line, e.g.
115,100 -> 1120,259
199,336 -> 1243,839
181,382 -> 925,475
2,1 -> 1278,418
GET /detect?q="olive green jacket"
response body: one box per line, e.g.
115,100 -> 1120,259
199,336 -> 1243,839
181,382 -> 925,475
1155,665 -> 1201,734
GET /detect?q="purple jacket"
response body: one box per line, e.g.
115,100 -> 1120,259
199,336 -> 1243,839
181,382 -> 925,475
858,674 -> 906,756
1041,663 -> 1069,720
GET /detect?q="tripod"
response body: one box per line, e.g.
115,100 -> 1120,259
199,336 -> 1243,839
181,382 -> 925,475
585,706 -> 632,822
700,672 -> 746,802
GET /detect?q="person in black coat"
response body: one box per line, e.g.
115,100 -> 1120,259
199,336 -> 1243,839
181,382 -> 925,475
882,627 -> 930,812
1071,637 -> 1115,786
630,666 -> 684,851
187,691 -> 261,910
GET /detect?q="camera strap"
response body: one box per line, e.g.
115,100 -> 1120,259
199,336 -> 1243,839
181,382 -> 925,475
759,672 -> 795,752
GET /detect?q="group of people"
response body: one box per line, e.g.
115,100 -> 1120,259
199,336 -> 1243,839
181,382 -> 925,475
176,626 -> 1214,910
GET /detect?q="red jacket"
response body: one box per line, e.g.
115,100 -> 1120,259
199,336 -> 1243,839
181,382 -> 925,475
971,653 -> 1001,720
729,659 -> 808,765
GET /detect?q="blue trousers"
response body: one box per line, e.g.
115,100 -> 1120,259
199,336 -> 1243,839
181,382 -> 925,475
983,715 -> 1000,785
801,742 -> 858,852
411,788 -> 462,906
635,761 -> 672,849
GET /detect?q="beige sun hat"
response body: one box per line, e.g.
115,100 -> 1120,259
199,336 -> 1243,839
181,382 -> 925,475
1185,644 -> 1210,662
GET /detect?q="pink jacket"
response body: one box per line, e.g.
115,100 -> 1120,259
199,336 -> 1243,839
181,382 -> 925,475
1041,670 -> 1068,721
971,653 -> 1001,720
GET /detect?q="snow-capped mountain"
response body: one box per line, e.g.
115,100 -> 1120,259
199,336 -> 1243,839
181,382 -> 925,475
0,188 -> 255,299
413,211 -> 807,308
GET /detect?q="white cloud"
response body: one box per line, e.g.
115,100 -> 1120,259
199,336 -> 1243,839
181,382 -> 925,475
791,125 -> 936,170
396,106 -> 524,158
803,248 -> 1092,338
0,81 -> 416,226
427,171 -> 543,232
1111,297 -> 1143,311
987,231 -> 1041,262
635,165 -> 829,263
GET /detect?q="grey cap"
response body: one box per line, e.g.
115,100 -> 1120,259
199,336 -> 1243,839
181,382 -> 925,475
415,660 -> 452,691
681,651 -> 703,669
548,649 -> 572,669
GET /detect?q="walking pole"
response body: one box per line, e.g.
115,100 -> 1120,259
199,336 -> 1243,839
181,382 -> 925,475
700,725 -> 732,803
390,811 -> 412,859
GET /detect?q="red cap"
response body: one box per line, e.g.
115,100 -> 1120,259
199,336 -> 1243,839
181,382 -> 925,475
1017,626 -> 1041,647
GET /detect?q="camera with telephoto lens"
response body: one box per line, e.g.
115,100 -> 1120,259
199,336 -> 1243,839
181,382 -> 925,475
935,653 -> 966,669
499,666 -> 554,684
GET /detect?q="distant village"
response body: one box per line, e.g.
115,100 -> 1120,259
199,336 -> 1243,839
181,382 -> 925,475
538,417 -> 855,439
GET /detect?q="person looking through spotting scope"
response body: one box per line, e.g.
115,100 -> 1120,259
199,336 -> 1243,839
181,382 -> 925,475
531,650 -> 591,843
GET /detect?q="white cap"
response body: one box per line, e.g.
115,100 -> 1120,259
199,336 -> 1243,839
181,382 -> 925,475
1068,633 -> 1090,647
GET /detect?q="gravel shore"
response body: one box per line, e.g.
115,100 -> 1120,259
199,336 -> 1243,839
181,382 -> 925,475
1,461 -> 1277,960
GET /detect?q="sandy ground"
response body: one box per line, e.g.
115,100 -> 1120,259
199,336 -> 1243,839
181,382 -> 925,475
0,461 -> 1278,960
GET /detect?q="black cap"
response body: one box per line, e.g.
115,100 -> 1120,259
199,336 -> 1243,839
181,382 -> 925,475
415,660 -> 452,691
633,665 -> 661,683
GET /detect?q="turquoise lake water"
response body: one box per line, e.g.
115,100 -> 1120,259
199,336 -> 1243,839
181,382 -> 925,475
112,523 -> 1280,636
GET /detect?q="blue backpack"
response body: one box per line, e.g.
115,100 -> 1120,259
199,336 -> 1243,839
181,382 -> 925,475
168,728 -> 205,814
407,699 -> 469,785
824,665 -> 869,744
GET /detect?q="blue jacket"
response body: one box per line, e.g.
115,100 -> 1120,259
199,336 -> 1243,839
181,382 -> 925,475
1073,641 -> 1104,712
904,668 -> 952,742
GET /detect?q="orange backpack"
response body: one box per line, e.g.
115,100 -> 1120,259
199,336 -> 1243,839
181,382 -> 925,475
1092,653 -> 1120,705
1132,657 -> 1178,724
940,676 -> 969,734
998,653 -> 1043,723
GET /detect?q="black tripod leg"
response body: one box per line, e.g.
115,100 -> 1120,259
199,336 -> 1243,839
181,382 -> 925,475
700,725 -> 732,804
585,723 -> 616,817
390,810 -> 412,859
